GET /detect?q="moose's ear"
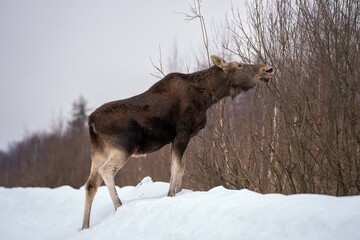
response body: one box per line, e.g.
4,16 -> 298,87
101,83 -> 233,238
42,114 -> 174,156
210,55 -> 229,70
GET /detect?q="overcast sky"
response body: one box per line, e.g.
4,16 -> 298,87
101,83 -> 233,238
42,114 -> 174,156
0,0 -> 247,151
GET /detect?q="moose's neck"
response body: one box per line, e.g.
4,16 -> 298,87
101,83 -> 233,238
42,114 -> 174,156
189,66 -> 231,104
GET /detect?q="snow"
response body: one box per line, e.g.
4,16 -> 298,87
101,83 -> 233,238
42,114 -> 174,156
0,177 -> 359,240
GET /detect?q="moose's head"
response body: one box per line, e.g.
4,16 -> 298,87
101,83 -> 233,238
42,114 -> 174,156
210,55 -> 273,98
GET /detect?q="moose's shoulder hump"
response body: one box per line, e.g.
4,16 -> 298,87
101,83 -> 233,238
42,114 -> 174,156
149,72 -> 190,91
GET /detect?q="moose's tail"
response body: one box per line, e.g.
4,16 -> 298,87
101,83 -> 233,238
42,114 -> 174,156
88,115 -> 101,147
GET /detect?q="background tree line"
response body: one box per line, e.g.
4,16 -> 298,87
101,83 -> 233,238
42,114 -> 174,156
0,96 -> 171,188
0,0 -> 359,195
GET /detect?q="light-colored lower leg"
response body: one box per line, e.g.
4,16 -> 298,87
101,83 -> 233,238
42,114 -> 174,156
82,172 -> 103,229
175,165 -> 185,193
82,151 -> 107,229
168,153 -> 185,197
98,149 -> 128,210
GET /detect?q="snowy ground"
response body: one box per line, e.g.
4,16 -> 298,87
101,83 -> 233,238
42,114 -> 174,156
0,177 -> 359,240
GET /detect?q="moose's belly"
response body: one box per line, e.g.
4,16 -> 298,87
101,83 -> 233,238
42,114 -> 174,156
135,132 -> 175,154
135,119 -> 176,154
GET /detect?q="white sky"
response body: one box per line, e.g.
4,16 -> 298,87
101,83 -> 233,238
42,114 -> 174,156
0,0 -> 247,151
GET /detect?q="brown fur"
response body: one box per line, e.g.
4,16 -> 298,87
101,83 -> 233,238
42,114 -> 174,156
81,55 -> 273,229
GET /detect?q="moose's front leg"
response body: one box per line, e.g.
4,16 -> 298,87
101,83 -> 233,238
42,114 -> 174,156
168,135 -> 190,197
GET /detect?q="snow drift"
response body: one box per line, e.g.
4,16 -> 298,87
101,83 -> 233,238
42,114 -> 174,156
0,176 -> 359,240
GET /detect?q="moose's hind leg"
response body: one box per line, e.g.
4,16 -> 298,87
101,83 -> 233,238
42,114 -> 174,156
98,149 -> 129,210
82,151 -> 108,229
82,172 -> 103,229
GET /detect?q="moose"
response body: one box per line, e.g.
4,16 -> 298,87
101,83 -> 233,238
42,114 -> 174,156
82,55 -> 273,229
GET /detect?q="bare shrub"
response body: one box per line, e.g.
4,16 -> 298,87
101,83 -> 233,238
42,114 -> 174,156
186,0 -> 359,195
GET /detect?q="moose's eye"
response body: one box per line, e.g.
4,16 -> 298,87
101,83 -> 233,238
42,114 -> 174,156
237,63 -> 242,68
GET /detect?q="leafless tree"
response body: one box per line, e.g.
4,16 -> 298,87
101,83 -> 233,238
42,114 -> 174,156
188,0 -> 360,195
